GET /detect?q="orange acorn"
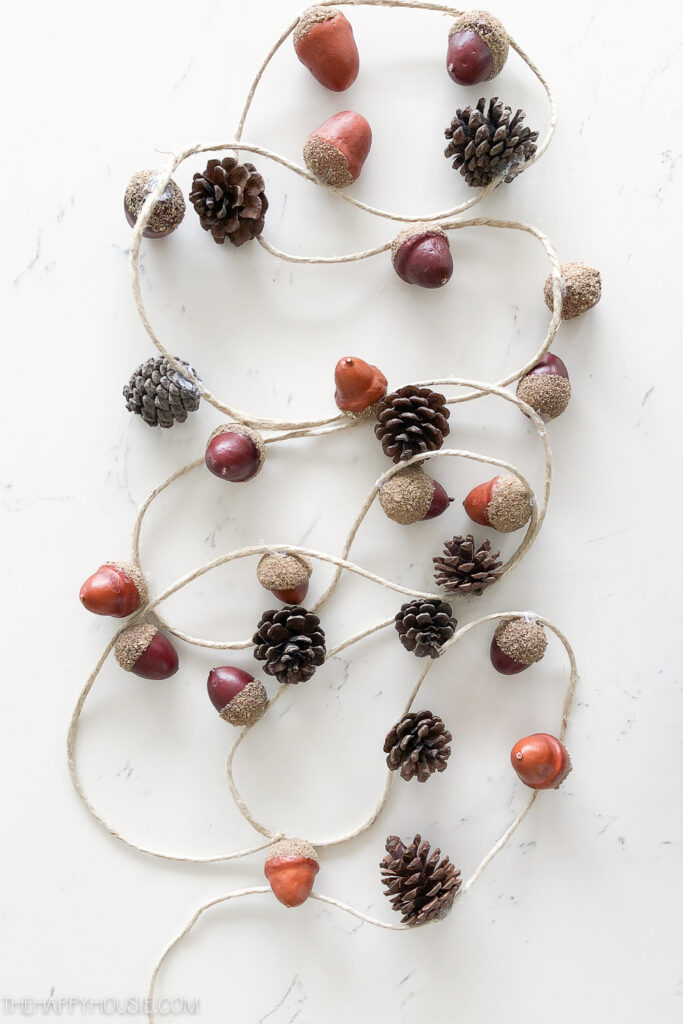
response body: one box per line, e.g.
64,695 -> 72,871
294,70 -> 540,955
79,562 -> 148,618
334,356 -> 387,414
293,7 -> 359,92
303,111 -> 372,188
463,474 -> 532,533
264,838 -> 320,908
511,733 -> 571,790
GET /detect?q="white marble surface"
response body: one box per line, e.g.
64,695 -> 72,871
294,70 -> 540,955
2,0 -> 682,1020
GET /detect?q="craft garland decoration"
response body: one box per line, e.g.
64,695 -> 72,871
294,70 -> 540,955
68,2 -> 603,1017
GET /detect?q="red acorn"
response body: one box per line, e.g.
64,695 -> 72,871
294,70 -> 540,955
114,624 -> 179,680
264,838 -> 320,907
79,562 -> 148,618
446,11 -> 509,86
334,356 -> 388,414
463,474 -> 532,533
379,466 -> 453,525
516,353 -> 571,422
293,7 -> 359,92
304,111 -> 372,188
205,424 -> 266,482
490,617 -> 547,675
207,666 -> 268,726
511,733 -> 571,790
391,224 -> 453,289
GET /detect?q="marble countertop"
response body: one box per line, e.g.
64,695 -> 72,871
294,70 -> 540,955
2,0 -> 681,1021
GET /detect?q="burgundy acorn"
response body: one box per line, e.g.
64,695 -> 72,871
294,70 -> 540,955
490,617 -> 547,675
207,666 -> 268,726
205,424 -> 266,482
446,10 -> 509,86
123,170 -> 185,238
379,466 -> 453,525
115,624 -> 179,680
257,553 -> 313,605
516,353 -> 571,422
391,224 -> 453,289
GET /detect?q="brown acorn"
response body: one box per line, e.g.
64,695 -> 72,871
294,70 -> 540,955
463,474 -> 532,533
264,838 -> 320,907
516,353 -> 571,422
79,562 -> 148,618
391,224 -> 453,289
334,356 -> 387,414
114,624 -> 179,680
511,733 -> 571,790
304,111 -> 372,188
124,170 -> 185,238
379,466 -> 452,525
293,7 -> 359,91
490,617 -> 547,675
446,10 -> 509,86
544,262 -> 601,320
257,553 -> 313,604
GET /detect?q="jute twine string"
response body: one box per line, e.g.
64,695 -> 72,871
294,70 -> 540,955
70,4 -> 577,1012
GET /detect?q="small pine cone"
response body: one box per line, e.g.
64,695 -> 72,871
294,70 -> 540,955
252,606 -> 326,685
380,834 -> 461,925
123,355 -> 201,428
395,599 -> 456,659
189,158 -> 268,246
384,711 -> 452,783
375,386 -> 450,463
433,534 -> 502,596
444,96 -> 538,188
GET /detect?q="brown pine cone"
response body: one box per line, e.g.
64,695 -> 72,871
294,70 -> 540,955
395,599 -> 456,658
189,158 -> 268,246
380,834 -> 461,925
122,355 -> 201,428
384,711 -> 452,782
444,96 -> 538,188
433,534 -> 502,596
252,606 -> 326,685
375,386 -> 450,463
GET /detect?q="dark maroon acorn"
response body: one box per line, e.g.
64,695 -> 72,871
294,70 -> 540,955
391,224 -> 453,289
527,353 -> 569,378
123,170 -> 185,238
207,666 -> 268,727
205,424 -> 266,482
424,480 -> 453,520
490,617 -> 547,675
516,353 -> 571,422
114,624 -> 179,680
446,12 -> 509,86
208,666 -> 254,710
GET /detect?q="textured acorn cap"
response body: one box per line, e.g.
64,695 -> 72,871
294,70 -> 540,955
391,222 -> 448,263
517,373 -> 571,422
257,553 -> 312,592
219,679 -> 268,727
107,561 -> 149,607
379,466 -> 435,525
266,837 -> 320,865
303,135 -> 354,188
448,10 -> 509,79
115,623 -> 157,672
293,5 -> 339,45
544,262 -> 601,320
494,617 -> 547,666
488,475 -> 532,533
209,423 -> 266,474
124,171 -> 186,235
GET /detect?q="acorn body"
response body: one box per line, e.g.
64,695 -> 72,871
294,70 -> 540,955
517,353 -> 571,422
205,424 -> 265,482
490,617 -> 547,675
391,224 -> 453,289
511,733 -> 571,790
447,11 -> 509,86
334,356 -> 387,414
124,170 -> 185,238
294,7 -> 359,91
207,666 -> 268,726
265,838 -> 320,907
115,624 -> 179,680
79,562 -> 148,618
257,553 -> 313,605
463,474 -> 532,533
379,466 -> 452,525
304,111 -> 372,187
